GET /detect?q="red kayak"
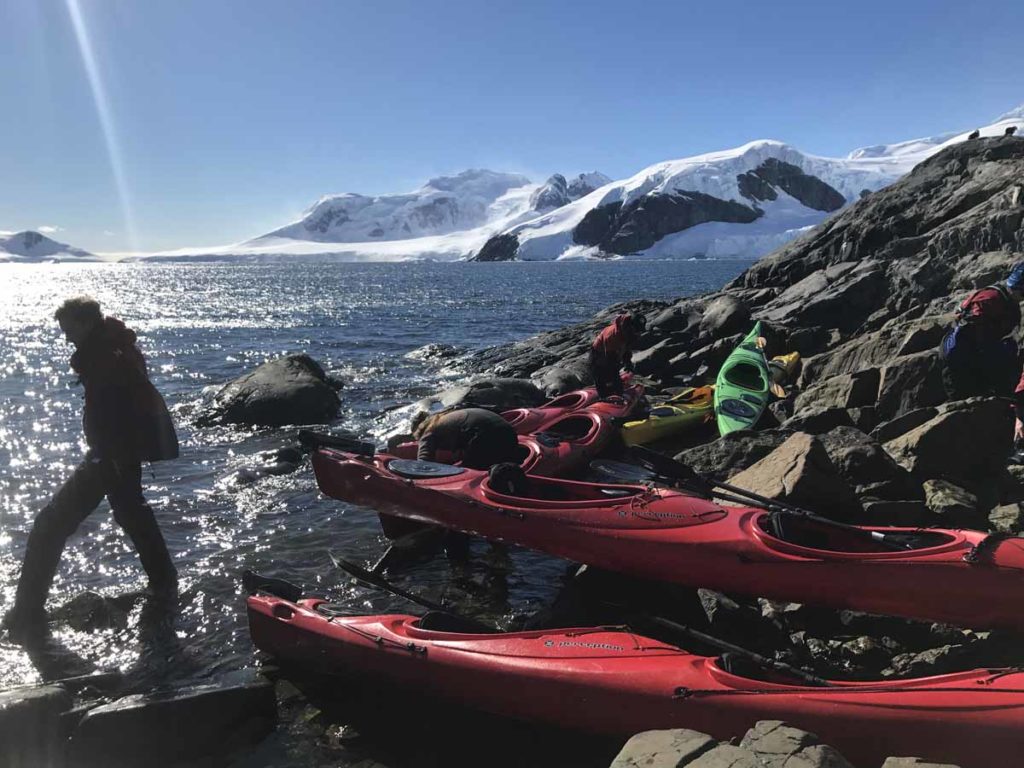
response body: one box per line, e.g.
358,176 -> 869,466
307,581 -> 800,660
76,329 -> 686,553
312,449 -> 1024,631
391,410 -> 617,477
502,379 -> 645,434
248,596 -> 1024,768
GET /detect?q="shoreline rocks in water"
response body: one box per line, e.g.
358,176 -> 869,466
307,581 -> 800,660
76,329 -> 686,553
207,353 -> 342,427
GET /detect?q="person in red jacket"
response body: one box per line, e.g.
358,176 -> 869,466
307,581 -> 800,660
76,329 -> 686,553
3,297 -> 179,646
589,313 -> 645,398
941,264 -> 1024,404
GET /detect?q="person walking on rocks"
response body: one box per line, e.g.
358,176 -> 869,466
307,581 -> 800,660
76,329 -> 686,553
589,313 -> 645,398
940,263 -> 1024,410
3,297 -> 179,646
413,407 -> 520,470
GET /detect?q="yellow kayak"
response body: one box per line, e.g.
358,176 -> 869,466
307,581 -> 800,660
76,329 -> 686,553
769,351 -> 801,386
621,386 -> 715,446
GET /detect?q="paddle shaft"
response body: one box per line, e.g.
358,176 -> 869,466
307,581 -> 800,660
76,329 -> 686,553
646,615 -> 831,687
334,552 -> 831,687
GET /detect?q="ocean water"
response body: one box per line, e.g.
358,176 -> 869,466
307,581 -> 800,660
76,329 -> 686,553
0,259 -> 750,764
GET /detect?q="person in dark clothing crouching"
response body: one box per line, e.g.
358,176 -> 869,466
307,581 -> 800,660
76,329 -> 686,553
589,312 -> 645,398
3,297 -> 179,646
412,407 -> 520,470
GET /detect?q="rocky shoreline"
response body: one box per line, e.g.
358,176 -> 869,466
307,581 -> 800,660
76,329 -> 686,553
4,135 -> 1023,767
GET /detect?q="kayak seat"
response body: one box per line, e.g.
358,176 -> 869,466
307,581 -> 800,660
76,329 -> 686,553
416,611 -> 497,634
763,512 -> 953,553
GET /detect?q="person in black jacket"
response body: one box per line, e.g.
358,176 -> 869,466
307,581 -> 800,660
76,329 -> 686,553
413,407 -> 520,470
3,297 -> 179,646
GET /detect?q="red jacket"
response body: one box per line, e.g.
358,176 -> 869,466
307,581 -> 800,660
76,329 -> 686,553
71,317 -> 179,462
591,314 -> 636,363
957,286 -> 1021,343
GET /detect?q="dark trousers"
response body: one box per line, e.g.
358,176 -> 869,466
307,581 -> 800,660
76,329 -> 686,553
11,457 -> 177,622
589,350 -> 624,399
942,337 -> 1021,402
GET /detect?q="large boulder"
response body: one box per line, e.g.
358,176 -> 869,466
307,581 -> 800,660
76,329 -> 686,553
874,350 -> 947,420
817,427 -> 922,503
923,479 -> 983,528
0,685 -> 73,768
699,295 -> 751,338
412,377 -> 546,419
675,429 -> 793,482
793,369 -> 880,413
739,720 -> 855,768
610,729 -> 716,768
212,354 -> 341,426
727,432 -> 862,519
68,676 -> 276,767
883,398 -> 1014,484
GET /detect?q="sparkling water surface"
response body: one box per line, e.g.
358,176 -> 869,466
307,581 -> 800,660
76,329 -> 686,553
0,260 -> 749,764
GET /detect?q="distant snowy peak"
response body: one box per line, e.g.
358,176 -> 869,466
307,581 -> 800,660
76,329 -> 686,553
258,169 -> 533,244
996,104 -> 1024,122
529,172 -> 613,211
0,231 -> 96,262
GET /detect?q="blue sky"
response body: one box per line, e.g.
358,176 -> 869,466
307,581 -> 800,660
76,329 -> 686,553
2,0 -> 1022,253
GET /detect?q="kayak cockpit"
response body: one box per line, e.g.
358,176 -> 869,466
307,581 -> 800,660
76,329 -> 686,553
484,474 -> 644,504
723,361 -> 767,392
757,512 -> 955,554
534,413 -> 600,442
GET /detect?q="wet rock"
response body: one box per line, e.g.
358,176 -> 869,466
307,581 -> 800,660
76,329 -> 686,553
609,728 -> 716,768
881,759 -> 961,768
740,720 -> 855,768
675,429 -> 793,482
68,675 -> 276,767
870,407 -> 938,443
51,590 -> 142,632
699,295 -> 751,338
883,398 -> 1014,483
727,432 -> 862,520
0,684 -> 73,768
793,369 -> 880,413
212,354 -> 341,427
885,645 -> 968,678
412,377 -> 545,419
923,480 -> 982,528
532,365 -> 586,396
874,350 -> 946,420
988,502 -> 1024,534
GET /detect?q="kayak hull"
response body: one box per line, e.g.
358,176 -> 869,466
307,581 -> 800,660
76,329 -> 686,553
622,386 -> 714,446
502,380 -> 645,434
312,449 -> 1024,631
715,322 -> 771,435
248,597 -> 1024,768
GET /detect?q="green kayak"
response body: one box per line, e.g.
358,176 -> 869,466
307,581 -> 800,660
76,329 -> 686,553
714,322 -> 770,435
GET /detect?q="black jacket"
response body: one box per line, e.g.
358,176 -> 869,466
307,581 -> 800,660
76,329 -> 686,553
70,317 -> 179,462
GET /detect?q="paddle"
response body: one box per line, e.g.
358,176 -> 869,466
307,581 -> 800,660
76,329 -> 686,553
330,551 -> 832,688
327,551 -> 497,633
756,336 -> 788,398
626,445 -> 913,551
297,429 -> 376,456
369,526 -> 448,575
642,615 -> 831,687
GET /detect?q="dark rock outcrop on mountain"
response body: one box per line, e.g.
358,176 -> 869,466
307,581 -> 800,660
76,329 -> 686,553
473,232 -> 520,262
573,192 -> 763,254
737,158 -> 847,212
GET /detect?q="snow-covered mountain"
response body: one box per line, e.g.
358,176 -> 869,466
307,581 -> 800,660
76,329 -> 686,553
132,103 -> 1024,263
0,231 -> 97,262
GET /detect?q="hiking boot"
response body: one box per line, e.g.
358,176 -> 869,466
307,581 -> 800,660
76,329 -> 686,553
2,605 -> 48,647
